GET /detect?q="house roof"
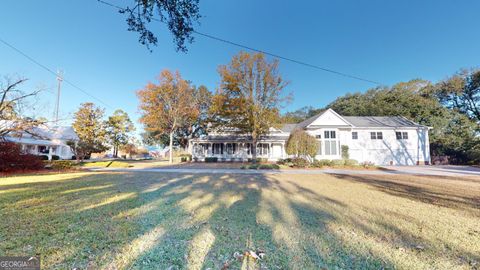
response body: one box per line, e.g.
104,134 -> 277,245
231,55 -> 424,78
279,124 -> 297,133
3,122 -> 79,142
28,125 -> 79,141
342,116 -> 424,128
192,134 -> 289,142
278,110 -> 326,132
279,109 -> 426,131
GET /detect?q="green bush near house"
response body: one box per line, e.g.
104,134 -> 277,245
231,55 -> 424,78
204,157 -> 218,163
331,159 -> 346,166
276,158 -> 290,165
344,159 -> 359,166
241,163 -> 280,170
180,154 -> 192,162
46,160 -> 78,170
247,158 -> 268,163
313,159 -> 333,167
291,157 -> 309,168
341,145 -> 349,160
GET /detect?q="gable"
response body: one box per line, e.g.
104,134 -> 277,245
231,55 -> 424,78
307,109 -> 352,127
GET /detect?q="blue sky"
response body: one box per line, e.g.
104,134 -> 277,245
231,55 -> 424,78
1,0 -> 479,133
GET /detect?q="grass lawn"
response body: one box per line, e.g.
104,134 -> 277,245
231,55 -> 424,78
81,161 -> 134,168
0,172 -> 479,269
80,159 -> 184,169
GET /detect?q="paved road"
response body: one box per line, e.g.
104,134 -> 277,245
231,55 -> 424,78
90,165 -> 480,177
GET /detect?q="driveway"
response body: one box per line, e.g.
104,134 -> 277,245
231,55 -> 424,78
382,165 -> 480,176
90,165 -> 480,177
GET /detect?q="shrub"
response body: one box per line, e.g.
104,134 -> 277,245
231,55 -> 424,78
51,155 -> 60,160
360,161 -> 375,168
241,164 -> 258,169
276,158 -> 292,165
291,157 -> 309,168
48,160 -> 78,170
341,145 -> 349,160
247,158 -> 268,163
39,155 -> 49,160
344,159 -> 359,166
241,164 -> 280,170
258,164 -> 280,170
331,159 -> 345,166
0,142 -> 44,173
180,154 -> 192,162
315,159 -> 333,167
286,130 -> 318,160
205,157 -> 218,163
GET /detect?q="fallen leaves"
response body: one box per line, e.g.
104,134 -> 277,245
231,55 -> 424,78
232,249 -> 266,262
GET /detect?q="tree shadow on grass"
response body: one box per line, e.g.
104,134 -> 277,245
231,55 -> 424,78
3,171 -> 478,269
331,173 -> 480,212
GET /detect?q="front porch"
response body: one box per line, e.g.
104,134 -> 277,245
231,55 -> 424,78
190,141 -> 286,162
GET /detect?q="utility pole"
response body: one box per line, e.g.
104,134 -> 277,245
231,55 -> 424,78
54,70 -> 63,124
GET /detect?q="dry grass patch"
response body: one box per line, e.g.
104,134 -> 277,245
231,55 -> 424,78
0,171 -> 479,269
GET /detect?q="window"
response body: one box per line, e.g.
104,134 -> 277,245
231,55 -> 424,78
352,132 -> 358,140
226,143 -> 237,155
370,132 -> 383,140
194,144 -> 204,155
257,143 -> 270,156
213,143 -> 223,155
396,131 -> 408,140
315,135 -> 321,139
245,143 -> 253,155
38,145 -> 49,154
324,130 -> 336,139
324,141 -> 337,155
323,130 -> 338,155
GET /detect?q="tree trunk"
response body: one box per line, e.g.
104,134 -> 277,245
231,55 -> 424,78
169,131 -> 174,164
252,137 -> 257,163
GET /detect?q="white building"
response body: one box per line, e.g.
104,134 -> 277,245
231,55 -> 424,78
4,124 -> 78,160
189,109 -> 431,165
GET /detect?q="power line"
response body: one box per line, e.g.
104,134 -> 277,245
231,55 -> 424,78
0,37 -> 113,108
97,0 -> 382,85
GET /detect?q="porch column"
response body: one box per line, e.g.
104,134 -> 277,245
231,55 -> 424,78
223,142 -> 227,158
281,142 -> 286,158
48,146 -> 53,161
269,143 -> 273,158
209,143 -> 213,156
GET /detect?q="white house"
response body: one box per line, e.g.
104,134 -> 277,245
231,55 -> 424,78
4,124 -> 78,160
189,109 -> 431,165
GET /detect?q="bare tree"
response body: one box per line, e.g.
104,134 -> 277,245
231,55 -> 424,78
0,77 -> 42,139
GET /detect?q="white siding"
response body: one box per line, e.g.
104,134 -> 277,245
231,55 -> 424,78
340,128 -> 431,165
